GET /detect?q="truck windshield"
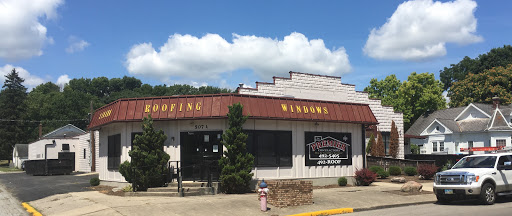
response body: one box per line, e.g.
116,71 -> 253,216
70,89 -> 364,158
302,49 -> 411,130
452,156 -> 497,169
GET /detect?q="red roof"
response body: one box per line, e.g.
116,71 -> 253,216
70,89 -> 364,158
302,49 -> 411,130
88,94 -> 378,129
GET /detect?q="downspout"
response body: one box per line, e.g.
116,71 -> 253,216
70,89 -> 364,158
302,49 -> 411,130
45,140 -> 56,175
362,124 -> 366,169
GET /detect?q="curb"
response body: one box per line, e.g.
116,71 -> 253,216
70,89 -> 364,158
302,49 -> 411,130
288,208 -> 354,216
354,200 -> 435,212
22,202 -> 42,216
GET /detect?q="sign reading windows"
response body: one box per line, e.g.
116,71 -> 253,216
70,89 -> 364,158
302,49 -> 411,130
305,132 -> 352,166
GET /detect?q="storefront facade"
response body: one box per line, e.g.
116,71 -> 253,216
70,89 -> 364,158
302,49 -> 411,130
89,94 -> 377,182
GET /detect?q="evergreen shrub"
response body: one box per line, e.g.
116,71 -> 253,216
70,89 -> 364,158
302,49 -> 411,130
90,177 -> 100,186
404,167 -> 417,176
389,166 -> 402,176
338,177 -> 348,186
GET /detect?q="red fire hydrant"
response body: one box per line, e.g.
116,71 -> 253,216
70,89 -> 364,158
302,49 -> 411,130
258,180 -> 269,212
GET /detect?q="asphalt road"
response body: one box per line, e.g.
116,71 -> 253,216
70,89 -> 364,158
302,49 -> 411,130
0,172 -> 98,202
352,197 -> 512,216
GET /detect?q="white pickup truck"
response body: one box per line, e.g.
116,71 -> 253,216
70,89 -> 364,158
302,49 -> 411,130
434,153 -> 512,204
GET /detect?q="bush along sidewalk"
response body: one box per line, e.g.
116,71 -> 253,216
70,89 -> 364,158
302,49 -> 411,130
355,168 -> 377,186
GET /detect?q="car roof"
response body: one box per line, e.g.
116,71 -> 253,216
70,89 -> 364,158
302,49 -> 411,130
465,153 -> 512,157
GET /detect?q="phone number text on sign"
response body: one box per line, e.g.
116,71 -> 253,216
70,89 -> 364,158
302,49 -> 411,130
318,154 -> 340,158
317,160 -> 342,165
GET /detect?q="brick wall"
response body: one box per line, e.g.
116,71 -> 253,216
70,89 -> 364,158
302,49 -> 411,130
261,180 -> 313,208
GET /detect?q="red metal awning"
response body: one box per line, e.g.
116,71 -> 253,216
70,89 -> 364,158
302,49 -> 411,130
88,94 -> 378,129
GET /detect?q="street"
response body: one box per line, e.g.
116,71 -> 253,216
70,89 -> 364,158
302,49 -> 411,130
0,172 -> 97,202
352,197 -> 512,216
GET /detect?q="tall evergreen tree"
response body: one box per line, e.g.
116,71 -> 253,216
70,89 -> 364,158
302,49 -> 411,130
0,68 -> 27,161
366,133 -> 375,156
389,121 -> 399,158
374,131 -> 385,157
119,115 -> 170,191
218,103 -> 255,194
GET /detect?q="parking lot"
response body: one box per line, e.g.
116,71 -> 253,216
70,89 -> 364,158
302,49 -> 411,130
0,172 -> 98,202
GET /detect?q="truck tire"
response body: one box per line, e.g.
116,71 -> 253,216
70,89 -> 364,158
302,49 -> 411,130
436,195 -> 451,204
479,183 -> 496,205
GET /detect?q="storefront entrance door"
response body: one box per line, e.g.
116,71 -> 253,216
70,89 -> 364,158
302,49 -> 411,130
180,131 -> 223,181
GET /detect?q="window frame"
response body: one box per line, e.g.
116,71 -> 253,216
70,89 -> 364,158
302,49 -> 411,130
62,144 -> 70,151
440,142 -> 444,152
497,139 -> 506,147
432,142 -> 437,152
244,130 -> 293,167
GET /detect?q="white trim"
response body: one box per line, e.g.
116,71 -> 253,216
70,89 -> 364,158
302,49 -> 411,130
454,103 -> 491,121
487,108 -> 512,130
420,119 -> 453,136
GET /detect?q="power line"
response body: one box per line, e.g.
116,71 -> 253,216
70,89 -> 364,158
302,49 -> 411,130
0,119 -> 88,123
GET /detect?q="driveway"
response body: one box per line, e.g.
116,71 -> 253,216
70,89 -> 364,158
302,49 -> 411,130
0,172 -> 98,202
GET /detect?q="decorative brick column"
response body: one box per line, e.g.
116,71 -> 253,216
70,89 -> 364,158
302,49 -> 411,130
261,180 -> 313,207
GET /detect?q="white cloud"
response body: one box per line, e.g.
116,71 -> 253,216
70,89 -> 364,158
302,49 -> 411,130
363,0 -> 482,61
0,0 -> 64,61
0,64 -> 45,90
125,32 -> 351,81
56,74 -> 70,90
66,36 -> 90,53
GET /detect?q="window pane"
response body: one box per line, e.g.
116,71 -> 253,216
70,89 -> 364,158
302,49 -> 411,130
277,132 -> 292,166
440,142 -> 444,152
257,132 -> 277,166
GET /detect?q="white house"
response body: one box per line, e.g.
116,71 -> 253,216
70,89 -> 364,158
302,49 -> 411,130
406,98 -> 512,155
12,144 -> 28,169
238,72 -> 405,158
28,124 -> 99,172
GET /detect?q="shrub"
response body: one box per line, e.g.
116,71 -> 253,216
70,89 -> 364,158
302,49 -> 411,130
377,170 -> 390,179
404,167 -> 417,176
122,185 -> 133,192
369,166 -> 384,174
218,103 -> 254,194
119,115 -> 170,191
355,168 -> 377,186
389,166 -> 402,176
90,177 -> 100,186
418,164 -> 438,180
338,177 -> 348,186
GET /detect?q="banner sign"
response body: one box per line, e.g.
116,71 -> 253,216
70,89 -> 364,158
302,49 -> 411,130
305,132 -> 352,166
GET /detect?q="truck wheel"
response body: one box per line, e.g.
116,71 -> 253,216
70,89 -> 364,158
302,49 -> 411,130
479,183 -> 496,205
436,195 -> 451,204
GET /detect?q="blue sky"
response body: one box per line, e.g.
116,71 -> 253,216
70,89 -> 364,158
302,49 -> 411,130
1,0 -> 511,91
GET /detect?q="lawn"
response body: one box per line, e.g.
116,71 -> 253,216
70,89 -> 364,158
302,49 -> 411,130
0,160 -> 21,172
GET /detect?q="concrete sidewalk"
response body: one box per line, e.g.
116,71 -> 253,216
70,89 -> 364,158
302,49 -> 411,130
29,182 -> 436,216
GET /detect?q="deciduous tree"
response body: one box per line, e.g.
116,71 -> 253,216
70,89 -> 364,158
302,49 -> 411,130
364,74 -> 401,107
396,72 -> 446,131
440,45 -> 512,91
448,64 -> 512,107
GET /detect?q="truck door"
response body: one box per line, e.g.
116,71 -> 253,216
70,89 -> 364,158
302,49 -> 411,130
497,155 -> 512,191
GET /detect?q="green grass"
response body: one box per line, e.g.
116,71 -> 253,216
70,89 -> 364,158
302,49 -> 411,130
0,160 -> 21,172
0,167 -> 21,172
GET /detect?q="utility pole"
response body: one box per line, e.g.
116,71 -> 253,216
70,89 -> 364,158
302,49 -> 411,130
90,100 -> 96,172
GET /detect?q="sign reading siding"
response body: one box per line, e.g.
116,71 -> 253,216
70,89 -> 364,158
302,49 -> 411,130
305,132 -> 351,166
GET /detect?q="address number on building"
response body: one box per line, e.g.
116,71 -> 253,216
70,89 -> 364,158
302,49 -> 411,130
195,125 -> 208,129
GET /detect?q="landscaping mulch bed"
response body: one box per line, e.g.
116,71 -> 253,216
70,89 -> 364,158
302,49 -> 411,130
313,184 -> 354,189
88,185 -> 125,196
384,190 -> 434,196
375,175 -> 433,184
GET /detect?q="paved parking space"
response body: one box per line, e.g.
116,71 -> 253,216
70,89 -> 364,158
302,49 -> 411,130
0,172 -> 98,202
